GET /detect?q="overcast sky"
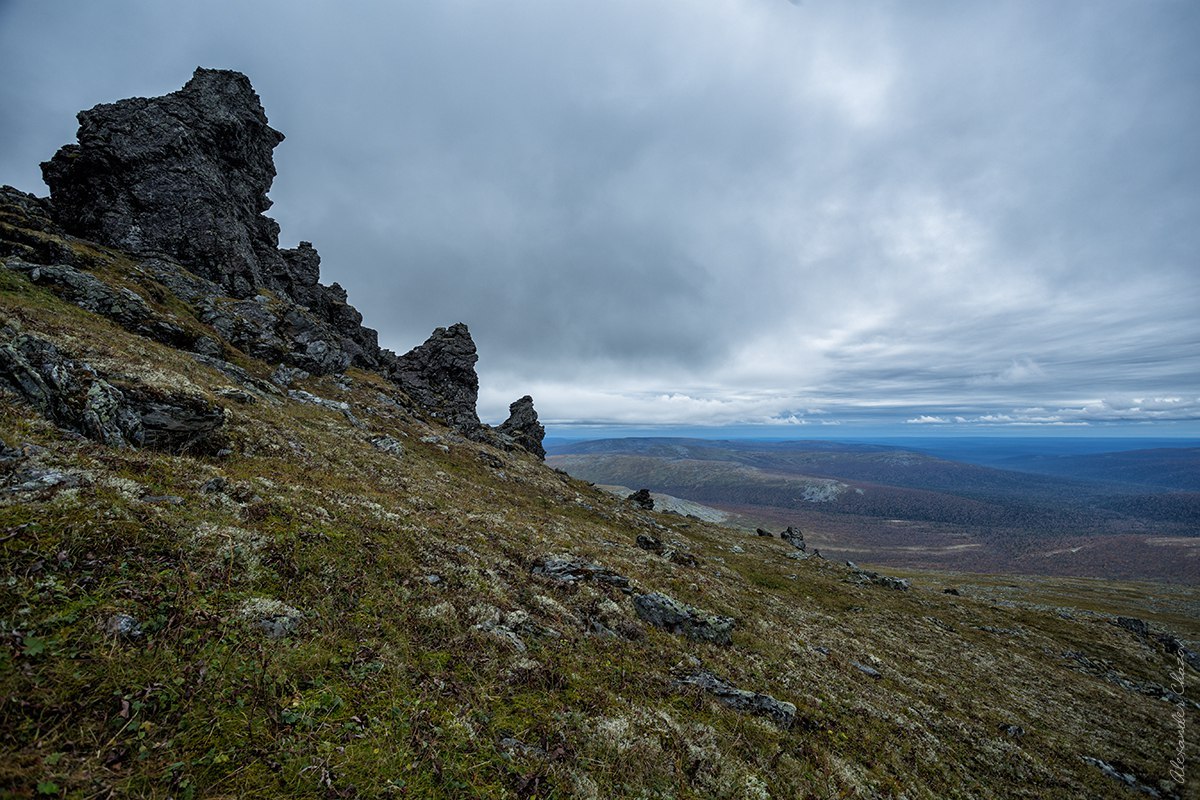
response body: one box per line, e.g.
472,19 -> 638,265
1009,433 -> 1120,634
2,1 -> 1198,436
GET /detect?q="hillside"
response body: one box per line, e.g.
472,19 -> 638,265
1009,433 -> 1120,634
2,70 -> 1198,799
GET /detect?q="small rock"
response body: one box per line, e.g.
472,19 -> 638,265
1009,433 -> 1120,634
665,550 -> 700,567
425,574 -> 442,585
730,545 -> 745,554
780,526 -> 805,551
370,435 -> 405,455
200,477 -> 228,494
271,365 -> 311,388
532,555 -> 631,590
237,597 -> 304,639
943,588 -> 961,596
104,613 -> 143,639
635,534 -> 664,553
851,660 -> 882,679
755,528 -> 772,537
998,724 -> 1025,738
140,494 -> 184,505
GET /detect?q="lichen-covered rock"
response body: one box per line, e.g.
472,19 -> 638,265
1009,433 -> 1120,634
388,323 -> 481,434
674,670 -> 796,729
0,328 -> 225,452
532,555 -> 631,590
633,592 -> 734,644
496,395 -> 546,459
237,597 -> 304,639
4,259 -> 192,348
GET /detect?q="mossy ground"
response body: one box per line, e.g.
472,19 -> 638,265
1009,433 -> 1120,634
2,238 -> 1198,798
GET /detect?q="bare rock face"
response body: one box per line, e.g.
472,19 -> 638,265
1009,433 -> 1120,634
388,323 -> 481,434
42,68 -> 285,298
496,395 -> 546,459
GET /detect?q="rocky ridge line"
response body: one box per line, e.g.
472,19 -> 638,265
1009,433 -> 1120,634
9,67 -> 542,456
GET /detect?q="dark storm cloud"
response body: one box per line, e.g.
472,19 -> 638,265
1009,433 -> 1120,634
1,1 -> 1197,432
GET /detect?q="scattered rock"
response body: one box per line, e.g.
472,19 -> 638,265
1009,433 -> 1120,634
627,488 -> 654,510
140,495 -> 184,505
674,670 -> 796,729
200,477 -> 227,494
664,549 -> 700,568
729,545 -> 745,554
943,587 -> 961,596
998,724 -> 1025,738
847,562 -> 910,591
370,435 -> 405,455
288,389 -> 349,413
0,329 -> 226,452
1063,650 -> 1198,709
271,364 -> 311,388
496,395 -> 546,459
633,592 -> 734,644
3,259 -> 191,347
755,528 -> 772,537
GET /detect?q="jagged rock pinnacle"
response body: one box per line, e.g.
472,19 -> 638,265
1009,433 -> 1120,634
389,323 -> 481,434
497,395 -> 546,459
42,68 -> 285,298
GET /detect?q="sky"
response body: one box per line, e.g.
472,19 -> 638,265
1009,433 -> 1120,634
1,1 -> 1198,437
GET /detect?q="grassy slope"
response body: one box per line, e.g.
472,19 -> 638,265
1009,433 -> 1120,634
1,250 -> 1198,798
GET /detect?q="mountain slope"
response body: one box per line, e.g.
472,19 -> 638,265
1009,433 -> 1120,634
1,70 -> 1197,799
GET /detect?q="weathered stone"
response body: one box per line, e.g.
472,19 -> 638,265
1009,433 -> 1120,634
780,526 -> 805,551
635,534 -> 664,553
675,670 -> 796,729
755,528 -> 773,537
851,660 -> 882,679
496,395 -> 546,459
0,328 -> 225,452
847,563 -> 910,591
532,555 -> 630,590
633,592 -> 734,644
627,488 -> 654,510
388,323 -> 481,434
370,436 -> 405,455
4,259 -> 193,347
104,613 -> 144,640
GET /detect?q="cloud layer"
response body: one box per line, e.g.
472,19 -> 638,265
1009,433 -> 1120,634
2,1 -> 1197,433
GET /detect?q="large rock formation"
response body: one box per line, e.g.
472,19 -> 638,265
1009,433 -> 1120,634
11,67 -> 549,454
42,68 -> 284,297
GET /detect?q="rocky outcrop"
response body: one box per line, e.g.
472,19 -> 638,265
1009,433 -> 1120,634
39,69 -> 385,373
388,323 -> 481,434
532,555 -> 631,590
496,395 -> 546,459
633,592 -> 734,644
0,327 -> 226,452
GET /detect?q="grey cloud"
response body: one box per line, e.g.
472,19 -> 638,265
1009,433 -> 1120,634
1,1 -> 1197,432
